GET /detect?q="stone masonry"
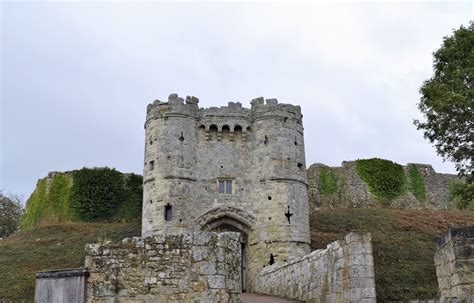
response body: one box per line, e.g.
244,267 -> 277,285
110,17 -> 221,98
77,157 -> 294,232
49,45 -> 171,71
254,232 -> 376,303
142,94 -> 310,290
85,232 -> 242,303
435,226 -> 474,301
307,161 -> 458,210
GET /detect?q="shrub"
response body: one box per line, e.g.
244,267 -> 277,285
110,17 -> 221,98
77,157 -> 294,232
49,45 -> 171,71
70,167 -> 126,220
407,164 -> 427,202
449,180 -> 473,209
355,158 -> 406,204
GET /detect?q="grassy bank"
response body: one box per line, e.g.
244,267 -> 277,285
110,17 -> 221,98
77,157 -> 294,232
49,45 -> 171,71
0,222 -> 141,302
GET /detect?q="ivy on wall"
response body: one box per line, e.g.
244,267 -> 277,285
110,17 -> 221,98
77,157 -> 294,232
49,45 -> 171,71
21,173 -> 74,229
355,158 -> 406,204
406,165 -> 427,202
318,167 -> 339,196
21,168 -> 143,229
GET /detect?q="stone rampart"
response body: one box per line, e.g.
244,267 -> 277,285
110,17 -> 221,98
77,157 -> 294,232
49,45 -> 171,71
85,231 -> 241,303
308,161 -> 458,209
435,226 -> 474,301
254,232 -> 376,302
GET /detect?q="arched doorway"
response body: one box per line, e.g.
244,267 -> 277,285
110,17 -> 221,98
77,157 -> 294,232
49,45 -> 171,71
197,209 -> 255,293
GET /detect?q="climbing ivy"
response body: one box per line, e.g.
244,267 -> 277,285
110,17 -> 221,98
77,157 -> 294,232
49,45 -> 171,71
318,167 -> 339,196
21,173 -> 74,229
71,167 -> 126,221
114,173 -> 143,222
355,158 -> 406,204
406,164 -> 427,202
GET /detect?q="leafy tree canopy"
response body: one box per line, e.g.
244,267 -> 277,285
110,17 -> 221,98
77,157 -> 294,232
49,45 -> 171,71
415,22 -> 473,182
0,191 -> 24,238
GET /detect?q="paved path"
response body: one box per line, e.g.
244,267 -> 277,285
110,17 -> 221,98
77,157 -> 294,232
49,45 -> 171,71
242,293 -> 300,303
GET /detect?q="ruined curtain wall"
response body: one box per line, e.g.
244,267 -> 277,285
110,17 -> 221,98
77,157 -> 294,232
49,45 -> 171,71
435,226 -> 474,301
85,232 -> 241,303
254,232 -> 376,302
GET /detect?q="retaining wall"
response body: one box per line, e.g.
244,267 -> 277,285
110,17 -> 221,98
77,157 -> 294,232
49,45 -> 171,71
254,232 -> 376,302
435,226 -> 474,301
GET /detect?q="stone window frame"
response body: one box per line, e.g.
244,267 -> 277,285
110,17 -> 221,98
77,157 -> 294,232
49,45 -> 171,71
217,179 -> 233,195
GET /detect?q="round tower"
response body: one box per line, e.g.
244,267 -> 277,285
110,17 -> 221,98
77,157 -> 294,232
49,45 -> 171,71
247,97 -> 311,287
142,94 -> 199,237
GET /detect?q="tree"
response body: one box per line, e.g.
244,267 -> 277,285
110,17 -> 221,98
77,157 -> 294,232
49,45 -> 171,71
414,22 -> 473,183
0,191 -> 24,238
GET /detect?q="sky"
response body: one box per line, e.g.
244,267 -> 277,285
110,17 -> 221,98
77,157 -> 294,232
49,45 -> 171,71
1,1 -> 472,202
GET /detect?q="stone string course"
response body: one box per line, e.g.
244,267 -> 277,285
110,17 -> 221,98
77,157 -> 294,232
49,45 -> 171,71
307,161 -> 458,209
435,226 -> 474,302
85,231 -> 241,303
254,232 -> 376,303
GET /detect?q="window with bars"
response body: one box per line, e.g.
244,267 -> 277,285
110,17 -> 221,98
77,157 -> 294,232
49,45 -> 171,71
218,180 -> 233,194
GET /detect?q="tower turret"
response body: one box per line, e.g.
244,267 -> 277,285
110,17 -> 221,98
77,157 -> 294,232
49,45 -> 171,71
142,94 -> 199,236
247,98 -> 311,285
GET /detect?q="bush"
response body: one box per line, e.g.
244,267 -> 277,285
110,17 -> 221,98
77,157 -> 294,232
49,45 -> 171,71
449,180 -> 473,209
70,167 -> 126,220
0,191 -> 23,238
355,158 -> 406,204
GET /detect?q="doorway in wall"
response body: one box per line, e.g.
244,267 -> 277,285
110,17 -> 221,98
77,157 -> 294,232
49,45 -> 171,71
202,216 -> 249,292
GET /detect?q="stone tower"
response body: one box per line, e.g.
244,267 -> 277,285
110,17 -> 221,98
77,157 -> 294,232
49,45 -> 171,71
142,94 -> 310,291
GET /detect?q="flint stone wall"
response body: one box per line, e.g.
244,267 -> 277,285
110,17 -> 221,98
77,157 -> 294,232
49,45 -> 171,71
85,231 -> 241,303
254,232 -> 376,302
308,161 -> 458,210
34,268 -> 88,303
435,226 -> 474,301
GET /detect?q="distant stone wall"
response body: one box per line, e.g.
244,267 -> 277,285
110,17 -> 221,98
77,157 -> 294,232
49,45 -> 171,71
435,226 -> 474,301
254,232 -> 376,302
85,232 -> 241,303
34,268 -> 88,303
307,161 -> 458,209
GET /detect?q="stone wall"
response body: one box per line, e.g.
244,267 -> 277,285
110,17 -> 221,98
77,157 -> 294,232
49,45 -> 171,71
435,226 -> 474,301
85,231 -> 241,303
308,161 -> 458,210
254,232 -> 376,302
34,268 -> 88,303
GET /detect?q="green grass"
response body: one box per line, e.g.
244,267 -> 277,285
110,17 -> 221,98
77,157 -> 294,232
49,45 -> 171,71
310,208 -> 474,302
0,222 -> 141,302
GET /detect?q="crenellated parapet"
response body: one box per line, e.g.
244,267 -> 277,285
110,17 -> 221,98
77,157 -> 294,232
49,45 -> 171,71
250,97 -> 303,126
145,94 -> 200,128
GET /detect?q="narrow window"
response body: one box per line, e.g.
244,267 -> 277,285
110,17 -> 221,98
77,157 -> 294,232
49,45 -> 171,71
226,180 -> 232,194
218,180 -> 233,194
150,160 -> 155,170
164,204 -> 172,221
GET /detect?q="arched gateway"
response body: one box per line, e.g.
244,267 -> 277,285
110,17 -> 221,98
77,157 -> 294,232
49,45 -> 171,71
195,206 -> 256,292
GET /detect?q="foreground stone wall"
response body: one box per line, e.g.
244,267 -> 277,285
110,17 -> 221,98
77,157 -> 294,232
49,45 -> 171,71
85,232 -> 241,303
435,226 -> 474,301
308,161 -> 458,210
34,268 -> 88,303
254,232 -> 376,302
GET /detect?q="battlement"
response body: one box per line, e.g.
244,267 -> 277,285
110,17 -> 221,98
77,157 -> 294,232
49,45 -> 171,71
147,94 -> 302,122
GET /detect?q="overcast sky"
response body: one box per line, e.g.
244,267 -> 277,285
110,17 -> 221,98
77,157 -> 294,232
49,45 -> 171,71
1,1 -> 472,201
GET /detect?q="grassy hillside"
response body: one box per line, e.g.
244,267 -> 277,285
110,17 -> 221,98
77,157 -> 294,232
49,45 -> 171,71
310,208 -> 474,302
0,222 -> 141,302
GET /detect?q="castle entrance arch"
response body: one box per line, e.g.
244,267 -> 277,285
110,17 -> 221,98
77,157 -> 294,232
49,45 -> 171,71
195,207 -> 255,293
